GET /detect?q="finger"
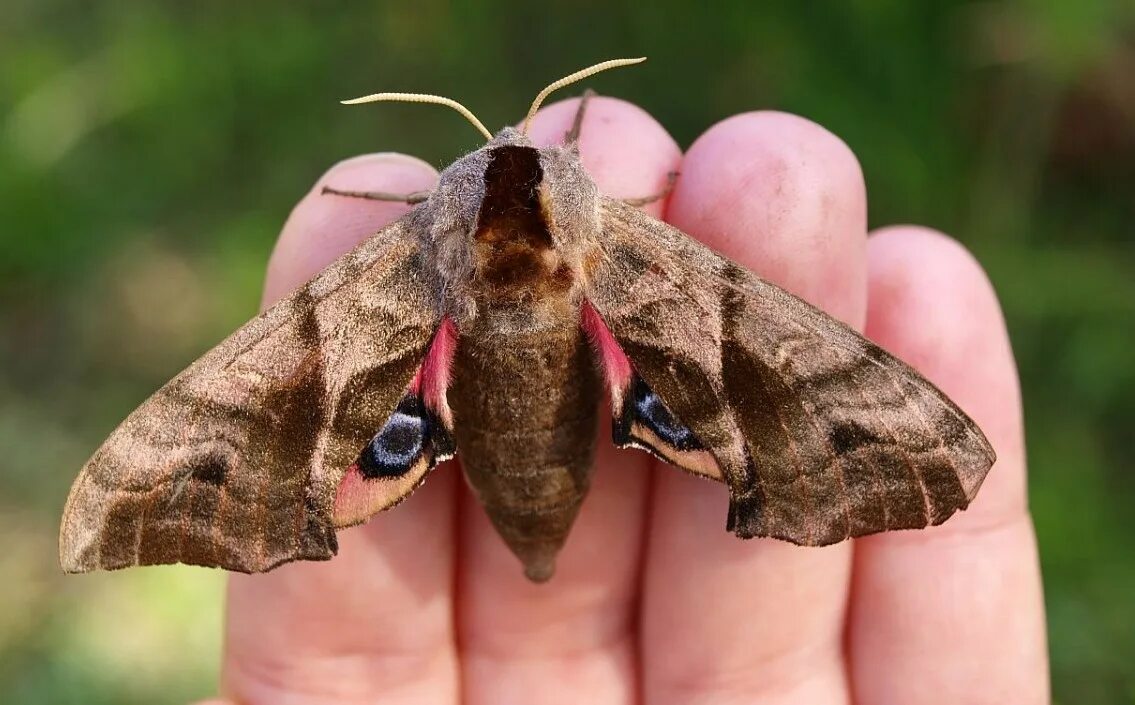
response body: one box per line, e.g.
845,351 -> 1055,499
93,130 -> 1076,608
262,153 -> 436,304
222,154 -> 462,705
849,226 -> 1048,704
457,96 -> 681,705
643,112 -> 867,703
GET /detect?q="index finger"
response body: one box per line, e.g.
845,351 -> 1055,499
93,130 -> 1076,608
457,95 -> 682,705
220,154 -> 461,705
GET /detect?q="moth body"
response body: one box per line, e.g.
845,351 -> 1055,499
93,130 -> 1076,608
418,131 -> 607,580
451,321 -> 600,582
417,128 -> 602,332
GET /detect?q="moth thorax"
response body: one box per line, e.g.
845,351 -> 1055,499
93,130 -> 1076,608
462,145 -> 578,316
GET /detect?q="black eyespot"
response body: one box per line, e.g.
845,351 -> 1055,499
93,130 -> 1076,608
357,396 -> 431,479
829,420 -> 881,454
626,374 -> 704,451
188,453 -> 228,486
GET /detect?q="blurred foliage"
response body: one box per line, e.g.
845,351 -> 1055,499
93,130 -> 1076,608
1,1 -> 1133,703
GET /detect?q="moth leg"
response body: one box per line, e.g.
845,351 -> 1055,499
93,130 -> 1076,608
621,171 -> 679,207
563,88 -> 597,145
321,186 -> 432,205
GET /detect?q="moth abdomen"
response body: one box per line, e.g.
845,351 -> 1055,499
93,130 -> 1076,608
450,315 -> 601,581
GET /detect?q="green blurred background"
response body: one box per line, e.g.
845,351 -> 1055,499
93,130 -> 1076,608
2,1 -> 1132,703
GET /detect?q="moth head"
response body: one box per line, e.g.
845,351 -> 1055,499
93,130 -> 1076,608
341,58 -> 646,324
416,129 -> 603,328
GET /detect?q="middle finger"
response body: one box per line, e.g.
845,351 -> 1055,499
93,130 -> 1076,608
457,96 -> 682,704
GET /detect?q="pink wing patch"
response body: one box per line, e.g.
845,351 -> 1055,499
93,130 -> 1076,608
583,300 -> 725,481
333,460 -> 407,527
334,318 -> 459,528
409,316 -> 457,426
581,301 -> 633,407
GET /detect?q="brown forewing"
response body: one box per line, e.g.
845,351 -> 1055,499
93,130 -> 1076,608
60,216 -> 441,573
587,198 -> 995,546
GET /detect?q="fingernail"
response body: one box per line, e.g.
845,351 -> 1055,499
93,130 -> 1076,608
319,152 -> 437,184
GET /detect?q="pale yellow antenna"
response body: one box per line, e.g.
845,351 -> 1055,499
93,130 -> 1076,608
522,57 -> 647,134
341,92 -> 493,141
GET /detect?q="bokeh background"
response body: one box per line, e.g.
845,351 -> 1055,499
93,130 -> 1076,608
2,2 -> 1132,703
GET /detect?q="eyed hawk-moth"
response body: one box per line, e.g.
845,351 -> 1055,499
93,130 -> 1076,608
59,59 -> 995,583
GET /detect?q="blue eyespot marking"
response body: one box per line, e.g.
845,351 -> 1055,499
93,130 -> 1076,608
616,374 -> 704,452
358,396 -> 431,479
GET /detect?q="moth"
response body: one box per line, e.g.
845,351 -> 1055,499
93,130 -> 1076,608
60,59 -> 995,582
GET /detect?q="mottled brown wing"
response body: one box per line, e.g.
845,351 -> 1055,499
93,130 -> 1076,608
60,215 -> 441,573
588,198 -> 995,546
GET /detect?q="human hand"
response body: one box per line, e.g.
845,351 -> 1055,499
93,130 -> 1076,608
196,97 -> 1048,704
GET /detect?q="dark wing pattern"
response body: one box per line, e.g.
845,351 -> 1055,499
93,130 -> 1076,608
60,215 -> 442,573
587,198 -> 995,546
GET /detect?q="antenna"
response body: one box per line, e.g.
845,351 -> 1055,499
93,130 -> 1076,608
522,57 -> 647,134
340,92 -> 493,141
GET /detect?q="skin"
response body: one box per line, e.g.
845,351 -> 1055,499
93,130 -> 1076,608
196,97 -> 1048,704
